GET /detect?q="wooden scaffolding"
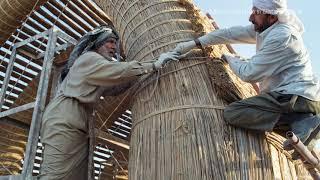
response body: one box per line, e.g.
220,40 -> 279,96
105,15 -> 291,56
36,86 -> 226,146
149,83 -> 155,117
0,0 -> 132,179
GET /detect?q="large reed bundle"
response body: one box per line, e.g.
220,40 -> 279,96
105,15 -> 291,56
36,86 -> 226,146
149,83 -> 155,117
0,0 -> 47,46
0,122 -> 27,175
94,0 -> 313,179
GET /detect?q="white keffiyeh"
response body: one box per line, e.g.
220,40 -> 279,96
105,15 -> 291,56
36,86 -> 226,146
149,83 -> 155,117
253,0 -> 304,33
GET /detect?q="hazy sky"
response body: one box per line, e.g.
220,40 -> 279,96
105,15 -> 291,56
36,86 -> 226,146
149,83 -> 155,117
193,0 -> 319,76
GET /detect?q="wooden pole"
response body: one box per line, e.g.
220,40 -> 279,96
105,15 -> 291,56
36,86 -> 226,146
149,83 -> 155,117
88,110 -> 96,180
21,28 -> 57,179
0,47 -> 17,111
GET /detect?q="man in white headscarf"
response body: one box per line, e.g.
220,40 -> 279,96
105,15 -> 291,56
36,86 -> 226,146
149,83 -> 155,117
172,0 -> 320,154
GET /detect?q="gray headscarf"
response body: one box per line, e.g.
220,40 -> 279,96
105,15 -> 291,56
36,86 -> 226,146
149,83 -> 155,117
61,26 -> 119,81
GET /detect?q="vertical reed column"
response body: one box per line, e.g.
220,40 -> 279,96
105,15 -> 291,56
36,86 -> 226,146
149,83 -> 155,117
94,0 -> 292,179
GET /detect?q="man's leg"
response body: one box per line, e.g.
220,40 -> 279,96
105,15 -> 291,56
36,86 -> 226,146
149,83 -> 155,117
304,115 -> 320,150
223,92 -> 283,131
38,98 -> 89,180
291,97 -> 320,148
38,122 -> 89,180
289,114 -> 320,142
39,142 -> 88,180
281,114 -> 320,159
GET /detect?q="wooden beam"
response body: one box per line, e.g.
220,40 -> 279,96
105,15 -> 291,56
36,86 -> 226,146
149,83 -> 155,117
0,65 -> 33,84
0,102 -> 35,118
37,42 -> 72,59
82,0 -> 113,24
49,0 -> 92,32
109,125 -> 130,134
36,8 -> 81,40
44,2 -> 86,36
96,129 -> 129,150
0,83 -> 22,97
0,117 -> 29,131
95,94 -> 133,131
116,118 -> 132,128
25,19 -> 47,35
60,0 -> 99,27
3,94 -> 17,102
17,48 -> 39,60
56,31 -> 77,45
15,30 -> 49,48
9,34 -> 46,52
0,76 -> 27,92
0,47 -> 42,73
71,0 -> 108,25
22,20 -> 65,47
30,13 -> 52,30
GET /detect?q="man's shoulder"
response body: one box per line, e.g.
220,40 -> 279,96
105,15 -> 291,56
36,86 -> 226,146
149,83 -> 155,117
79,51 -> 102,59
267,23 -> 292,41
71,51 -> 103,69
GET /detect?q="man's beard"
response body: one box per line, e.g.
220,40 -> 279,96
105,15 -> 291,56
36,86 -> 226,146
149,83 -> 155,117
254,20 -> 273,33
100,51 -> 115,59
97,45 -> 116,59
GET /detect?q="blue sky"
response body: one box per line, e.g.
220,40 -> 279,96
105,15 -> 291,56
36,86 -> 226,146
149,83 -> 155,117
193,0 -> 320,76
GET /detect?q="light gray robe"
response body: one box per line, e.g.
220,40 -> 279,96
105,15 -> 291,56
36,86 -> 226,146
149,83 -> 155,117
39,51 -> 153,179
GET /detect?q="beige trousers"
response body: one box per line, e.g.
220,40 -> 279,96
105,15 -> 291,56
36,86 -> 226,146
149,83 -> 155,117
38,96 -> 89,180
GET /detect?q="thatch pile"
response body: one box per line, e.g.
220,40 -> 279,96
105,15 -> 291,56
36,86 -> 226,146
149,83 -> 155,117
0,122 -> 27,175
94,0 -> 311,179
0,0 -> 47,46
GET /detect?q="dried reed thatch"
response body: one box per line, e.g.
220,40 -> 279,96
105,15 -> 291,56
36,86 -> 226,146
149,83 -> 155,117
0,122 -> 27,175
0,0 -> 47,46
94,0 -> 312,179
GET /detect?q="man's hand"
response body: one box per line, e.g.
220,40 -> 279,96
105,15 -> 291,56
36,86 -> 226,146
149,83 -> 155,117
251,83 -> 260,94
173,40 -> 196,56
153,51 -> 179,70
221,54 -> 241,63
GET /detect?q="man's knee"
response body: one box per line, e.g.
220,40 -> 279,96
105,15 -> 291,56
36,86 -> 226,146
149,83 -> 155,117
223,103 -> 242,125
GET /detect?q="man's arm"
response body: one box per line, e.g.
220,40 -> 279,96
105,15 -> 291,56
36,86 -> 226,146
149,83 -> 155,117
174,25 -> 256,55
74,52 -> 154,87
223,34 -> 290,83
81,52 -> 178,87
199,25 -> 256,47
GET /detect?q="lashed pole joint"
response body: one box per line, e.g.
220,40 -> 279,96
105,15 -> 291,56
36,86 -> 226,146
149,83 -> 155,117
286,131 -> 320,180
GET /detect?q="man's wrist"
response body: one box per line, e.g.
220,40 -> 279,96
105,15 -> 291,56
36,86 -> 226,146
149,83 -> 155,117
152,63 -> 157,71
194,38 -> 203,49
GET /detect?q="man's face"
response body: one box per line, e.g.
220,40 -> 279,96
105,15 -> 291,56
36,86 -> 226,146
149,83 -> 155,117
97,38 -> 117,58
249,7 -> 275,33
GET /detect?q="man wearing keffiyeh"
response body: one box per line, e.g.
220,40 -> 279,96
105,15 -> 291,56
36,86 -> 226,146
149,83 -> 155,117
171,0 -> 320,156
38,26 -> 178,179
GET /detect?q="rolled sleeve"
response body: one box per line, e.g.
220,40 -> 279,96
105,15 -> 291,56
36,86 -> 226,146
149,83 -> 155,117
82,55 -> 154,86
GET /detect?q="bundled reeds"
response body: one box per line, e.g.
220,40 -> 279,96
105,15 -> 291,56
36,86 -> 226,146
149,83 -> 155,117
0,0 -> 47,46
0,122 -> 27,175
94,0 -> 313,179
